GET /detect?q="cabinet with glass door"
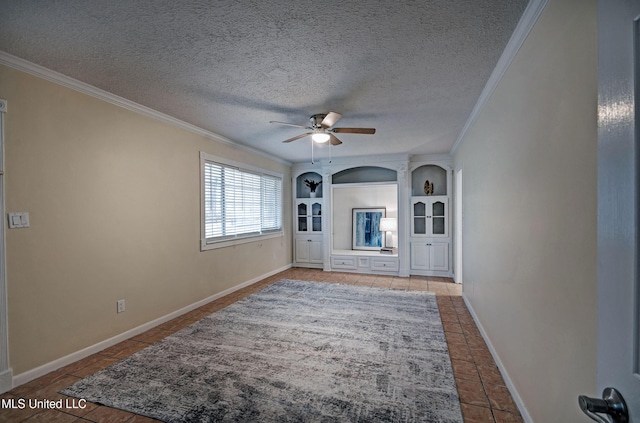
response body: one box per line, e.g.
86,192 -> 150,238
293,171 -> 324,268
296,199 -> 323,234
411,197 -> 448,238
409,163 -> 451,277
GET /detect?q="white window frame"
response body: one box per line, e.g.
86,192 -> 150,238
200,152 -> 283,251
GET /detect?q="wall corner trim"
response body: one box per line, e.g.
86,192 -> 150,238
0,102 -> 8,395
449,0 -> 549,155
0,368 -> 11,395
462,293 -> 534,423
0,52 -> 291,167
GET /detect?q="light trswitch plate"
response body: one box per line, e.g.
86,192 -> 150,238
8,212 -> 29,228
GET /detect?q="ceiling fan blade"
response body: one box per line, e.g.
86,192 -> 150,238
320,112 -> 342,128
329,134 -> 343,145
270,121 -> 311,129
332,127 -> 376,134
282,133 -> 312,143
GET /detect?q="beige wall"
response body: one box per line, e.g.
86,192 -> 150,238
453,0 -> 597,422
0,65 -> 292,375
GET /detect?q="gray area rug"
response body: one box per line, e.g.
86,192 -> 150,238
62,279 -> 463,422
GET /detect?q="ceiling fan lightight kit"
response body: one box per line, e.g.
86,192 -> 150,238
270,112 -> 376,163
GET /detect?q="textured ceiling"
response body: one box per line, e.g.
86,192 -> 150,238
0,0 -> 528,163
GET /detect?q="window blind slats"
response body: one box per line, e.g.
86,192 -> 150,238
261,175 -> 282,232
204,161 -> 282,242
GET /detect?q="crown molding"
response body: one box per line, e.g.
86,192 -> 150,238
0,51 -> 291,167
450,0 -> 549,155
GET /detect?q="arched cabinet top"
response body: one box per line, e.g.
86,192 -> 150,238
331,166 -> 398,184
296,171 -> 323,198
411,164 -> 448,196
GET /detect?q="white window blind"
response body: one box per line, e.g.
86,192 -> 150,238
261,174 -> 282,232
203,159 -> 282,244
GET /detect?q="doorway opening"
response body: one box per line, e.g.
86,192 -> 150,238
454,168 -> 463,284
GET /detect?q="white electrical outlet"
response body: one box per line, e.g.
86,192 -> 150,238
117,299 -> 125,313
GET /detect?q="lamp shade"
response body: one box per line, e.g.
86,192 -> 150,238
379,217 -> 397,232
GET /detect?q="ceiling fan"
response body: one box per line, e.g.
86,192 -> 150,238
270,112 -> 376,145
